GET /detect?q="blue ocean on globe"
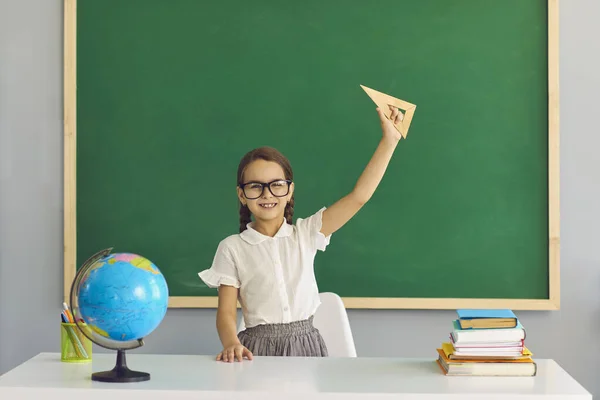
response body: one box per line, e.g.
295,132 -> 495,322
77,253 -> 169,342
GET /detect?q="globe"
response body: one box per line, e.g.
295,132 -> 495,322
69,248 -> 169,382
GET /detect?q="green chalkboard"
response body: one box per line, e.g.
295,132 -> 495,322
65,0 -> 559,309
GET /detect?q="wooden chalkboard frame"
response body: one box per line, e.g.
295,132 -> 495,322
63,0 -> 560,310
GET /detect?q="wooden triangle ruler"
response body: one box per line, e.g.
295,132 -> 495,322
360,85 -> 416,138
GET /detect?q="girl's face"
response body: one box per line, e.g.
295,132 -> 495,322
237,159 -> 294,224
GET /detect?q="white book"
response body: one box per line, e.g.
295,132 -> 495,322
454,347 -> 523,353
452,341 -> 523,348
451,320 -> 525,344
453,349 -> 524,357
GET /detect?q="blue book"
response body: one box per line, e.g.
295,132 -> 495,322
456,309 -> 518,329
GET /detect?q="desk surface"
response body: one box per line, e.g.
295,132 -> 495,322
0,353 -> 592,399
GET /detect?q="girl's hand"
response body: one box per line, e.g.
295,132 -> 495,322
216,343 -> 253,362
377,105 -> 404,144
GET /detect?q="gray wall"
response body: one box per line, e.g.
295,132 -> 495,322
1,0 -> 598,396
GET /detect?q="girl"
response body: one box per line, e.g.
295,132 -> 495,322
199,105 -> 405,362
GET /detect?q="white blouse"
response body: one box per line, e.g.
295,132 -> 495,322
198,207 -> 331,329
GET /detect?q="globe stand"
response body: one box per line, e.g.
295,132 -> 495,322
92,350 -> 150,383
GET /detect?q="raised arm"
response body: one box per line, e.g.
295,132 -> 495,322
320,106 -> 403,237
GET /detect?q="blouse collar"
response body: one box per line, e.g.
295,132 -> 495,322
240,218 -> 293,245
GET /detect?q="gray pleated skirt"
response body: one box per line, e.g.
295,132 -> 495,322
237,316 -> 328,357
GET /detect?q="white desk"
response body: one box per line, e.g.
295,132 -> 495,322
0,353 -> 592,399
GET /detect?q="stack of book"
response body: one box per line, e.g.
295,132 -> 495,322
436,309 -> 537,376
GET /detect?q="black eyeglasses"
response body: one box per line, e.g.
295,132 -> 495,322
238,179 -> 292,199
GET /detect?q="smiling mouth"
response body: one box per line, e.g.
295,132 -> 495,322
259,203 -> 277,209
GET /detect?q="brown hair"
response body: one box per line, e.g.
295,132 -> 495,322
237,146 -> 294,233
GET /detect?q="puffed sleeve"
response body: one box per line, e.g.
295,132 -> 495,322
198,240 -> 241,289
295,207 -> 332,252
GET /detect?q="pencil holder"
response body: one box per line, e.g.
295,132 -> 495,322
61,322 -> 92,363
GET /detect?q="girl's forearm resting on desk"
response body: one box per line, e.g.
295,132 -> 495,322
216,286 -> 253,362
216,286 -> 241,348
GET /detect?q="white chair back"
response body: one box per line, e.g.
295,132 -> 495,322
237,292 -> 357,357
